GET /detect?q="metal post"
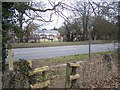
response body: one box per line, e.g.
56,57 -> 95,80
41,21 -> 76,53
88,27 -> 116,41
42,29 -> 45,42
89,27 -> 91,61
89,30 -> 91,60
89,25 -> 93,61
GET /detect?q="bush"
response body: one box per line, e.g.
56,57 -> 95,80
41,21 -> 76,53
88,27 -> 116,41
2,59 -> 36,88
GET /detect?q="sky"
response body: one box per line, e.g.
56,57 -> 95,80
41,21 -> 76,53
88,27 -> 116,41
32,0 -> 75,30
31,0 -> 119,30
5,0 -> 118,30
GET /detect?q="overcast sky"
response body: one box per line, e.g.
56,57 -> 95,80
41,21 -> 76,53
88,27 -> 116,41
4,0 -> 117,30
32,0 -> 118,30
32,0 -> 75,30
20,0 -> 119,30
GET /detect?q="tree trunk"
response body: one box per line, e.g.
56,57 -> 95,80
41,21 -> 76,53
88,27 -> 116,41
20,37 -> 23,42
19,12 -> 24,42
93,35 -> 97,40
81,28 -> 86,41
25,35 -> 29,43
67,34 -> 70,42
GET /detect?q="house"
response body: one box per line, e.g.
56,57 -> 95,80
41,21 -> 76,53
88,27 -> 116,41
32,29 -> 61,42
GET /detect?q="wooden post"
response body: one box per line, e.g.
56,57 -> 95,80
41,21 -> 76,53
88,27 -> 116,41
42,71 -> 48,81
8,49 -> 13,71
71,67 -> 77,88
65,62 -> 80,88
27,60 -> 32,68
65,63 -> 71,88
42,71 -> 48,89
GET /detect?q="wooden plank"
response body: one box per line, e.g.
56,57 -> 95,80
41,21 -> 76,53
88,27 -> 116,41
69,74 -> 80,80
8,49 -> 14,71
30,66 -> 49,75
30,80 -> 50,88
70,63 -> 79,67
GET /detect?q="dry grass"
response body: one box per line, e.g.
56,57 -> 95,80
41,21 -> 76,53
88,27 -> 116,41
47,51 -> 119,88
77,57 -> 118,88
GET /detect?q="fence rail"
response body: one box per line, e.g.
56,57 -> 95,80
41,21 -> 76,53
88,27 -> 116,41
29,66 -> 49,76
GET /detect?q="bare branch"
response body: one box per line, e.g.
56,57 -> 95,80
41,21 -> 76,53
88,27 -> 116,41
34,11 -> 54,22
89,2 -> 97,17
27,2 -> 61,12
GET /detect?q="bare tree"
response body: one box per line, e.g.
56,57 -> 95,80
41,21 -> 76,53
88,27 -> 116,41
58,0 -> 118,41
12,1 -> 63,42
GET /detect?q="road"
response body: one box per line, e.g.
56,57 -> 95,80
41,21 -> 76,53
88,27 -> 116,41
12,43 -> 118,61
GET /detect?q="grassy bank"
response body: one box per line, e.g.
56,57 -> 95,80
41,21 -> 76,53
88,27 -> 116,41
31,51 -> 112,68
11,40 -> 113,48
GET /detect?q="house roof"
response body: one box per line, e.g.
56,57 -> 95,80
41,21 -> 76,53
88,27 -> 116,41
33,29 -> 60,36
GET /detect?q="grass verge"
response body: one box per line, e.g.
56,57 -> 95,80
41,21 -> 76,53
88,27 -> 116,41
11,40 -> 113,48
31,51 -> 112,68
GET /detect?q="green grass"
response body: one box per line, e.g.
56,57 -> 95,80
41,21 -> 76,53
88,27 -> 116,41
53,68 -> 66,78
47,51 -> 112,78
11,40 -> 113,48
32,54 -> 89,67
31,51 -> 112,67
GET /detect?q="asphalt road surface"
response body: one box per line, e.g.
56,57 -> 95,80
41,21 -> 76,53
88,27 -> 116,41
12,43 -> 118,61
